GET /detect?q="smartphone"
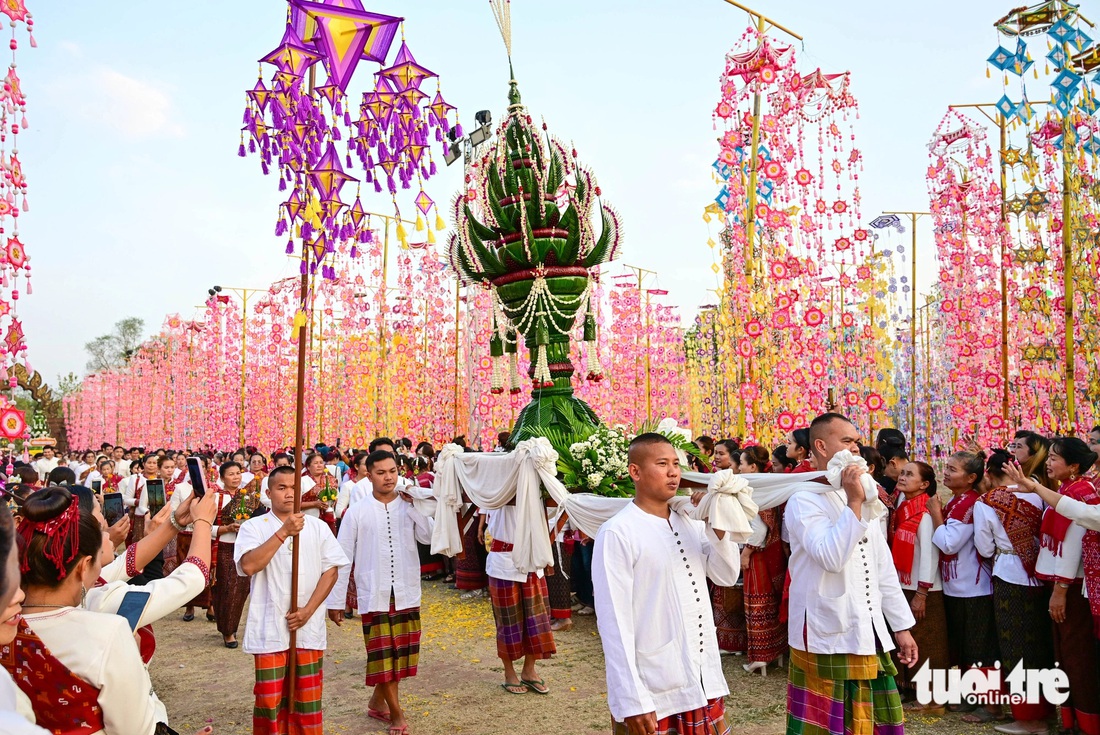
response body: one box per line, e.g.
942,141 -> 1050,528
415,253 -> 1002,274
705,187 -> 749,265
102,492 -> 125,527
91,480 -> 102,493
115,590 -> 151,631
146,479 -> 165,516
186,457 -> 206,499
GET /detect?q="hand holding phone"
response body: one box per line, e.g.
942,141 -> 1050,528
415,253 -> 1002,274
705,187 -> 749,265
102,492 -> 125,528
186,457 -> 207,499
115,590 -> 151,631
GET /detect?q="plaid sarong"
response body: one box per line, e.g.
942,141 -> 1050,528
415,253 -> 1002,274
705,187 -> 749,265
361,596 -> 421,686
612,698 -> 730,735
786,648 -> 904,735
253,649 -> 324,735
488,574 -> 556,662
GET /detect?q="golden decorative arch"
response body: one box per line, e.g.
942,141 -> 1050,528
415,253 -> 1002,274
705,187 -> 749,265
13,364 -> 69,453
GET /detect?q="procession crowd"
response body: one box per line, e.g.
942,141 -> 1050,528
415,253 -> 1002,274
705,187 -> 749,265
0,417 -> 1097,735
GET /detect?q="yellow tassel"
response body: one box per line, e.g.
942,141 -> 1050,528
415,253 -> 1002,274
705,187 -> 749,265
435,212 -> 446,230
1034,67 -> 1039,79
1046,62 -> 1050,75
396,221 -> 407,241
293,310 -> 307,329
986,66 -> 991,78
427,227 -> 436,244
415,213 -> 425,231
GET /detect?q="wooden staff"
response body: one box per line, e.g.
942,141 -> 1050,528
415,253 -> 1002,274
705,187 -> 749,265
288,65 -> 317,709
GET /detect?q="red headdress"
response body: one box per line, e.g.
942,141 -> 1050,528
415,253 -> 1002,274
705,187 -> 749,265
17,497 -> 80,579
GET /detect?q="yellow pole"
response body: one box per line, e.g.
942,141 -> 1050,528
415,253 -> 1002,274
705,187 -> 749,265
381,222 -> 391,434
624,264 -> 656,425
742,12 -> 766,275
1063,113 -> 1077,429
644,289 -> 652,423
717,2 -> 801,274
239,289 -> 249,447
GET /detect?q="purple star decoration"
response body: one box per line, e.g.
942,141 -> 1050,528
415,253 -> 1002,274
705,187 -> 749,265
241,0 -> 458,279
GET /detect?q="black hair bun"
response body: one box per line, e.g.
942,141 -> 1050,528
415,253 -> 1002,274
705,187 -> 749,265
22,487 -> 74,523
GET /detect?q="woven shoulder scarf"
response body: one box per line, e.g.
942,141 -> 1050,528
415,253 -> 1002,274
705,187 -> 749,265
939,489 -> 982,582
1040,477 -> 1098,557
889,493 -> 929,585
981,486 -> 1043,578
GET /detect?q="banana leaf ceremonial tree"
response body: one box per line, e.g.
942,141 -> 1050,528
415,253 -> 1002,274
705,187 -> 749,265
448,75 -> 622,444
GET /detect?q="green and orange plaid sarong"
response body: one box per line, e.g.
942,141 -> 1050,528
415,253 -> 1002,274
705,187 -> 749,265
786,648 -> 904,735
253,649 -> 324,735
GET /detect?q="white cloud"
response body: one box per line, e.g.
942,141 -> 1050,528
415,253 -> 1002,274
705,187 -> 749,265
58,41 -> 81,57
89,67 -> 185,138
48,65 -> 185,138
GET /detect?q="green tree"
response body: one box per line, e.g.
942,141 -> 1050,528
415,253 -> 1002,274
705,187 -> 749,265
84,317 -> 145,373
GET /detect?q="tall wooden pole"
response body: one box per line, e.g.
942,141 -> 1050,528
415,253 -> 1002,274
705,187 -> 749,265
287,65 -> 317,710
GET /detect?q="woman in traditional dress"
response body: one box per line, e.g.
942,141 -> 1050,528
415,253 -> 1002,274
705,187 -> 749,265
248,452 -> 268,487
1012,431 -> 1053,491
86,458 -> 122,493
302,452 -> 338,533
1007,438 -> 1100,735
706,438 -> 747,654
973,450 -> 1053,735
5,487 -> 166,733
929,450 -> 1000,723
738,445 -> 787,675
784,428 -> 813,473
888,461 -> 949,713
212,460 -> 262,648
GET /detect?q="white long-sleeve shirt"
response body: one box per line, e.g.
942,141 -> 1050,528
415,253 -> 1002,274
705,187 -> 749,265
893,496 -> 942,592
593,502 -> 739,722
235,514 -> 348,654
169,482 -> 196,531
931,513 -> 993,598
326,493 -> 433,613
972,493 -> 1044,587
119,474 -> 149,516
1057,496 -> 1100,531
785,489 -> 915,655
1036,517 -> 1086,583
335,479 -> 357,520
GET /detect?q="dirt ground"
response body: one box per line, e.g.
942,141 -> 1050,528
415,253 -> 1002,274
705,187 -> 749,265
152,582 -> 1002,735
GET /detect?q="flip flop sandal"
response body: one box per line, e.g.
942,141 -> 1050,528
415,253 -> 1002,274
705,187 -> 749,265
500,683 -> 527,695
181,613 -> 195,622
368,708 -> 391,723
388,726 -> 409,735
520,678 -> 550,695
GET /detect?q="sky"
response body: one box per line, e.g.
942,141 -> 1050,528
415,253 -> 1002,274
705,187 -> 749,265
18,0 -> 1027,383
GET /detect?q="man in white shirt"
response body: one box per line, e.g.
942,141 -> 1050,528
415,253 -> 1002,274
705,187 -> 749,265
785,413 -> 917,735
236,466 -> 348,735
594,433 -> 740,735
32,448 -> 58,482
326,450 -> 433,732
113,447 -> 132,478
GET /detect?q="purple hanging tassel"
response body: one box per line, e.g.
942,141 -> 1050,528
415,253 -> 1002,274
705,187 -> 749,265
275,219 -> 288,237
429,161 -> 437,176
435,128 -> 443,142
238,143 -> 246,157
261,161 -> 269,175
278,177 -> 287,191
300,260 -> 308,275
302,221 -> 313,239
454,123 -> 464,138
343,110 -> 352,127
345,153 -> 353,168
332,127 -> 341,141
374,179 -> 383,193
248,138 -> 257,153
350,245 -> 359,258
243,109 -> 251,125
286,239 -> 295,255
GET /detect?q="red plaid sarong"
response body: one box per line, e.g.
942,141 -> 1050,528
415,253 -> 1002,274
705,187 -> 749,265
361,596 -> 421,686
488,574 -> 556,662
612,698 -> 730,735
253,648 -> 324,735
981,487 -> 1043,577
